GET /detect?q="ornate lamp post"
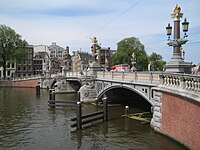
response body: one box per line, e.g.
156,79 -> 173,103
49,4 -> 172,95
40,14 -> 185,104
165,5 -> 192,73
131,52 -> 137,71
88,36 -> 101,76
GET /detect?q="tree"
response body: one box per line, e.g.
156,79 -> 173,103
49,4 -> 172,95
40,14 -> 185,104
112,37 -> 149,71
0,25 -> 28,79
149,52 -> 166,71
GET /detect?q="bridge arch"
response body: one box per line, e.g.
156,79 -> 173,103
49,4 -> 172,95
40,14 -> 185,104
97,85 -> 154,107
48,76 -> 82,93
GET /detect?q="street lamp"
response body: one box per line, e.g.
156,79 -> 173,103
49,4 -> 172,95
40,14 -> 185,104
182,18 -> 189,37
131,52 -> 136,71
164,4 -> 192,73
166,23 -> 172,40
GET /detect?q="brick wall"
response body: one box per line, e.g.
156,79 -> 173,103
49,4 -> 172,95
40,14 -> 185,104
12,79 -> 40,88
161,93 -> 200,150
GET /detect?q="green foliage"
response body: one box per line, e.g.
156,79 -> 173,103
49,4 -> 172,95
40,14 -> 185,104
0,24 -> 28,78
112,37 -> 149,71
13,40 -> 28,63
149,52 -> 166,71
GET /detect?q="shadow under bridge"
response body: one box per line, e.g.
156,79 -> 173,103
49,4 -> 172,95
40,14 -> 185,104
97,85 -> 153,112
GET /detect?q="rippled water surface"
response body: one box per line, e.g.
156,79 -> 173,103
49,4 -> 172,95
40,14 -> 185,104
0,88 -> 188,150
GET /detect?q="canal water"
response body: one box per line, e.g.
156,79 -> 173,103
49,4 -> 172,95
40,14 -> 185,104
0,88 -> 188,150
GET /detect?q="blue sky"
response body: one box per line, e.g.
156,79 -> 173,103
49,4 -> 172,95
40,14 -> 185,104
1,0 -> 200,64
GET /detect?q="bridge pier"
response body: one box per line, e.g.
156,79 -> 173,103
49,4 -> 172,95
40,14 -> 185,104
54,79 -> 77,93
79,83 -> 97,103
150,91 -> 162,132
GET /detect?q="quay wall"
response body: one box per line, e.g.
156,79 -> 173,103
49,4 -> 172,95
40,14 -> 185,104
161,92 -> 200,150
152,88 -> 200,150
0,78 -> 40,88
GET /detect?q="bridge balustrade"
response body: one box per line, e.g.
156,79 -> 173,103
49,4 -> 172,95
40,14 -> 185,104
13,74 -> 42,81
66,71 -> 82,77
96,71 -> 160,85
160,74 -> 200,94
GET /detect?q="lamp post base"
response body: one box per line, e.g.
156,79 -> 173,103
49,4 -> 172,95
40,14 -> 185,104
88,60 -> 102,76
165,60 -> 193,74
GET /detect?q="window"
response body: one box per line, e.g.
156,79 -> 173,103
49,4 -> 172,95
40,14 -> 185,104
23,66 -> 26,71
28,60 -> 32,65
28,54 -> 32,59
7,70 -> 10,76
29,49 -> 32,53
12,63 -> 15,68
18,66 -> 21,71
7,62 -> 10,68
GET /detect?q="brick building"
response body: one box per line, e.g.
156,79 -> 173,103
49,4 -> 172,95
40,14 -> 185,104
15,45 -> 34,78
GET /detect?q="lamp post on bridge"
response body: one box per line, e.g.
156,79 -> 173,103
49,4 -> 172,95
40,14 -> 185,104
131,52 -> 137,72
165,4 -> 192,73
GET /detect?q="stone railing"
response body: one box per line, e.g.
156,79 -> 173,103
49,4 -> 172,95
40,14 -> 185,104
65,71 -> 82,77
159,73 -> 200,94
96,71 -> 161,85
13,75 -> 42,81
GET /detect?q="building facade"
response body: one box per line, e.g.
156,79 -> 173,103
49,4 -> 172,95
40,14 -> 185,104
97,47 -> 111,70
34,45 -> 50,56
33,51 -> 50,76
48,42 -> 64,59
15,45 -> 34,78
71,51 -> 92,72
0,62 -> 16,79
90,36 -> 113,70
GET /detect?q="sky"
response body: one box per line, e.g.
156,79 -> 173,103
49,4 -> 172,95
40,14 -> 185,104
1,0 -> 200,64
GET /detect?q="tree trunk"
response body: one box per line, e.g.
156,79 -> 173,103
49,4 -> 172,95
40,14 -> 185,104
3,58 -> 6,79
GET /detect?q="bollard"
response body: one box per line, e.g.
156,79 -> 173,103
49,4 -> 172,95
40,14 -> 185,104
50,90 -> 55,108
125,106 -> 129,117
77,101 -> 82,130
77,91 -> 80,102
49,89 -> 53,101
95,98 -> 98,107
36,84 -> 40,96
102,96 -> 108,121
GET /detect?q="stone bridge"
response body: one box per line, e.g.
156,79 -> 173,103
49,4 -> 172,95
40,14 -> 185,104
64,71 -> 200,150
52,71 -> 160,106
95,71 -> 160,106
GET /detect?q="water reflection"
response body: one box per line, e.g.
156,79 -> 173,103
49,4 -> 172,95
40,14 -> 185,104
0,88 -> 188,150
